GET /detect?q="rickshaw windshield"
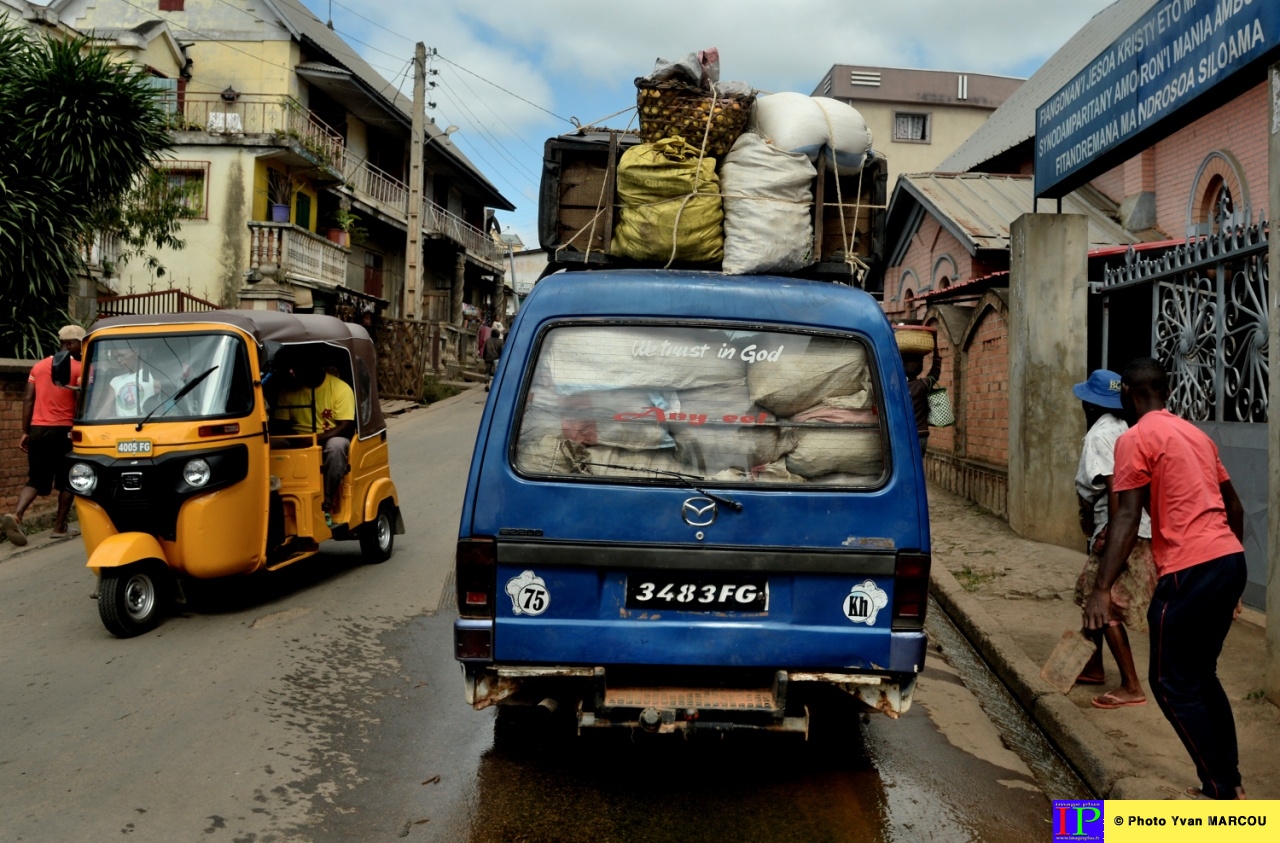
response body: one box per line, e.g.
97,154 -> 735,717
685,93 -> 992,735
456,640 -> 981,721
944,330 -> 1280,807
80,333 -> 254,423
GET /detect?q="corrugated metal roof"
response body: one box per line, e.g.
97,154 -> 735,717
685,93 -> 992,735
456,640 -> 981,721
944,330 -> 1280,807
896,172 -> 1143,253
937,0 -> 1153,174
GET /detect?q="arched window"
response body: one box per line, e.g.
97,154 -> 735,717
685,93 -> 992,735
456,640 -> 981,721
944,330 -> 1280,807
1186,151 -> 1248,237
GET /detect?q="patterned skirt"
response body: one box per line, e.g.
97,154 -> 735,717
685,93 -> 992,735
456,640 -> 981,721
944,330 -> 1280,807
1073,537 -> 1158,631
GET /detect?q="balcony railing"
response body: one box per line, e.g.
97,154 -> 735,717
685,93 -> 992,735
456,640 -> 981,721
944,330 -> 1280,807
248,222 -> 347,288
170,93 -> 345,171
342,154 -> 504,265
342,154 -> 409,217
423,201 -> 505,264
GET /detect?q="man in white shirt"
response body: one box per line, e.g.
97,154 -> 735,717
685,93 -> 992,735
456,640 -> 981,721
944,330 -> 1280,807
1071,369 -> 1157,710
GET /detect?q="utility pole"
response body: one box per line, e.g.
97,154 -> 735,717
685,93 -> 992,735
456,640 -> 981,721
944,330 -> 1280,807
403,42 -> 426,320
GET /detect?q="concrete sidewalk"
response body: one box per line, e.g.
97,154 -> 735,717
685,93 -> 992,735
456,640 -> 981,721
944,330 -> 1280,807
927,484 -> 1280,799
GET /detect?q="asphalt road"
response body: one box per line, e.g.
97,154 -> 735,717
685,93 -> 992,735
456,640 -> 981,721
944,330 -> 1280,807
0,391 -> 1058,842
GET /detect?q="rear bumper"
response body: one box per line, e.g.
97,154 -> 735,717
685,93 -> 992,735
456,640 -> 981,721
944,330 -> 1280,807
457,629 -> 925,725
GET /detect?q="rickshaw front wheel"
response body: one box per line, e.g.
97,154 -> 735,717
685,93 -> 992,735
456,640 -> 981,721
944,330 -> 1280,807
359,502 -> 395,564
99,563 -> 168,638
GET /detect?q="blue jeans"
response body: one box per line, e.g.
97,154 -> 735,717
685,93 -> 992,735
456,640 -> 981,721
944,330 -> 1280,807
1147,552 -> 1247,798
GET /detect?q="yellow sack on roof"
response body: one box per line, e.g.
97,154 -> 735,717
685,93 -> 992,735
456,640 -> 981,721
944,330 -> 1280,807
610,137 -> 724,264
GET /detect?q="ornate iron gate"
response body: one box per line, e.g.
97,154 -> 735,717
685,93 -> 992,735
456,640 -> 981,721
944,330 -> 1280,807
1097,218 -> 1269,423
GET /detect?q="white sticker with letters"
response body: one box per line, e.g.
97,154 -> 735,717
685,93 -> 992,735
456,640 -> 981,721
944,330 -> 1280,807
505,570 -> 550,616
842,580 -> 888,626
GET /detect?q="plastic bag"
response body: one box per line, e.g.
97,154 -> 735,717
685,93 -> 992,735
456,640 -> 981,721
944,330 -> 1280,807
927,387 -> 955,427
610,137 -> 724,264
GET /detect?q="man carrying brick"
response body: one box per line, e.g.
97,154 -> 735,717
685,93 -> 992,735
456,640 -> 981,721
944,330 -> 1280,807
1085,357 -> 1247,800
2,325 -> 85,546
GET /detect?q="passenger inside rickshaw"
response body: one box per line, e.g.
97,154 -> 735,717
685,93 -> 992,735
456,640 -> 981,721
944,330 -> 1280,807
267,347 -> 356,523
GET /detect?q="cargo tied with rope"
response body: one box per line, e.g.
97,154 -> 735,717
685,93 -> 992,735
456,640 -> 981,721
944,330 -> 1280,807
536,48 -> 889,288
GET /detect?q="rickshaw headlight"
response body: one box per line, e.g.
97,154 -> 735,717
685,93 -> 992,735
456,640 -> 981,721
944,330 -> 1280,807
183,458 -> 212,488
69,463 -> 97,494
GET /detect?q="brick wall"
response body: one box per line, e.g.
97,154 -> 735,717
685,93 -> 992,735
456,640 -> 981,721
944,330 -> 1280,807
886,216 -> 975,319
0,360 -> 57,523
960,302 -> 1010,466
1142,82 -> 1269,235
913,294 -> 1012,518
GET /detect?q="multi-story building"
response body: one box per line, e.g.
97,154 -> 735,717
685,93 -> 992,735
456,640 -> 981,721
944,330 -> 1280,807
811,64 -> 1023,194
48,0 -> 514,326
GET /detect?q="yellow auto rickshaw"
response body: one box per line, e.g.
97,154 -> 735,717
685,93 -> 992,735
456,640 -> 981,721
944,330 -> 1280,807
68,311 -> 404,637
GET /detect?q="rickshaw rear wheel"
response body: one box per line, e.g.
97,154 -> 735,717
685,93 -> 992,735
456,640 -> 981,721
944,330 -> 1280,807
359,502 -> 395,564
99,562 -> 168,638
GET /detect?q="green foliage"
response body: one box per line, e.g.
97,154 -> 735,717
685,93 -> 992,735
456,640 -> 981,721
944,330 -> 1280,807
0,22 -> 179,358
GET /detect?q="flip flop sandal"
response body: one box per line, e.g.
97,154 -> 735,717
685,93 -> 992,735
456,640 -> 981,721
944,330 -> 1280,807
1183,787 -> 1212,800
1,514 -> 27,547
1091,692 -> 1147,709
51,527 -> 82,539
1076,675 -> 1107,685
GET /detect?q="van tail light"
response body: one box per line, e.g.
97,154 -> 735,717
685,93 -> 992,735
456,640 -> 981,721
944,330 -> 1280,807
456,538 -> 496,619
892,552 -> 931,630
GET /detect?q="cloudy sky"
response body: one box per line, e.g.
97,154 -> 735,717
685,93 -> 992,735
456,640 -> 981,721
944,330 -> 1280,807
305,0 -> 1118,244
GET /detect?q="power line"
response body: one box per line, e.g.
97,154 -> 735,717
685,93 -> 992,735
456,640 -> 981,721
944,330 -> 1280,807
330,0 -> 415,46
434,78 -> 540,181
442,61 -> 543,156
434,53 -> 572,125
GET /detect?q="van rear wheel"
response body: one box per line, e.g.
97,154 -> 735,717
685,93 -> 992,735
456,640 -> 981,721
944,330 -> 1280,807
99,563 -> 167,638
359,502 -> 395,564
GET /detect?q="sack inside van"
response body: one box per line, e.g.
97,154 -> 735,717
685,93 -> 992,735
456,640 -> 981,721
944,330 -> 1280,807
513,325 -> 888,486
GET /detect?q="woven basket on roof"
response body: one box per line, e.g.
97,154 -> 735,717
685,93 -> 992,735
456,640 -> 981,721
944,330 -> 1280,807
894,326 -> 934,355
634,78 -> 755,158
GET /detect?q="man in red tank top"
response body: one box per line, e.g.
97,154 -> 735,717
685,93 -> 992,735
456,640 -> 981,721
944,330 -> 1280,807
2,326 -> 84,547
1085,357 -> 1247,800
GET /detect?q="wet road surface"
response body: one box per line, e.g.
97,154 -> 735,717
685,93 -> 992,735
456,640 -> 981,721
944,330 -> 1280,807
0,394 -> 1079,841
306,606 -> 1074,843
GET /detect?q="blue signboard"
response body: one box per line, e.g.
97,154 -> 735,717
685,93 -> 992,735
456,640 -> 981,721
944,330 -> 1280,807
1035,0 -> 1280,197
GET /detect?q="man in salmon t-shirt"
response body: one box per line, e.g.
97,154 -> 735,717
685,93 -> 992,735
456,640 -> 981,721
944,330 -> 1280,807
1085,357 -> 1247,800
2,325 -> 86,547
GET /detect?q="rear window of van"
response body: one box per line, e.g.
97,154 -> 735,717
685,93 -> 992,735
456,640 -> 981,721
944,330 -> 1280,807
513,325 -> 887,487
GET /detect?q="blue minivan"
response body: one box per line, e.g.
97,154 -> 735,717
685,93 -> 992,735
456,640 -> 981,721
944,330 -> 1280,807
455,270 -> 929,735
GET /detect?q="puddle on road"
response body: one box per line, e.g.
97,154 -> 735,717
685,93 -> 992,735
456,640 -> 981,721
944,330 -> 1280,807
925,595 -> 1092,801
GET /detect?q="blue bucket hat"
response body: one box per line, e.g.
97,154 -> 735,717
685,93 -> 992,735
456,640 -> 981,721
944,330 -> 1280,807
1072,369 -> 1123,410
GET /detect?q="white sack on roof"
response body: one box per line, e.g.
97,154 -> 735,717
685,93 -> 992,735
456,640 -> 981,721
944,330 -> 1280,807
749,93 -> 873,171
720,132 -> 816,276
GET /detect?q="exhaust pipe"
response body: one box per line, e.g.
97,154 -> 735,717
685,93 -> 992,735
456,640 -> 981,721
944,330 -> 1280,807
537,697 -> 559,714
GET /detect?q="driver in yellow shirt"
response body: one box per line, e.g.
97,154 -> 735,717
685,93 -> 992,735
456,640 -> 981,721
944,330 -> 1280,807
273,359 -> 355,519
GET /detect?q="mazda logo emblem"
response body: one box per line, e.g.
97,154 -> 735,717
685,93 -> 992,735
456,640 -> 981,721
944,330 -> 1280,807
682,497 -> 718,527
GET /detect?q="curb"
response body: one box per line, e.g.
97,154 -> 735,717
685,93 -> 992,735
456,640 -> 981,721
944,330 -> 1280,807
930,563 -> 1137,798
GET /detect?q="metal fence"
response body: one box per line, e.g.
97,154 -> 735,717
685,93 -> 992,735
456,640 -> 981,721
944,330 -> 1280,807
97,289 -> 222,318
1099,217 -> 1270,423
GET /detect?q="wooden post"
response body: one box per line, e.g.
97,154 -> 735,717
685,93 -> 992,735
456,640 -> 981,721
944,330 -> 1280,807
403,43 -> 426,320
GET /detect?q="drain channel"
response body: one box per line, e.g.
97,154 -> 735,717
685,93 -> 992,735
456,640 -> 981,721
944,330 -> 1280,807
926,595 -> 1092,800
